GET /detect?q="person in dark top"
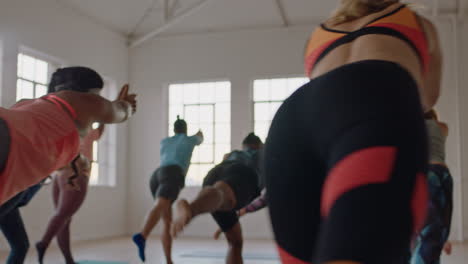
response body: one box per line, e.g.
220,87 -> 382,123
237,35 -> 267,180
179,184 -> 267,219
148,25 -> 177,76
0,183 -> 43,264
171,133 -> 263,264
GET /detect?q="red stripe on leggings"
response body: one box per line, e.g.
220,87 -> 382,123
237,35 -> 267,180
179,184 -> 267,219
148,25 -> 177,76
321,146 -> 397,217
411,172 -> 428,232
277,245 -> 311,264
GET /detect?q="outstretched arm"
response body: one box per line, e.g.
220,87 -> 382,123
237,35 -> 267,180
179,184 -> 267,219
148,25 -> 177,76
61,84 -> 137,126
242,193 -> 268,215
96,123 -> 105,139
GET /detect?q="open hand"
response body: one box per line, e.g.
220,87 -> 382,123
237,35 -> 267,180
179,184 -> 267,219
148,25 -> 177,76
118,84 -> 137,114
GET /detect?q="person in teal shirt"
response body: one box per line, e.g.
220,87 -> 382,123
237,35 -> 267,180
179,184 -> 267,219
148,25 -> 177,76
132,116 -> 203,263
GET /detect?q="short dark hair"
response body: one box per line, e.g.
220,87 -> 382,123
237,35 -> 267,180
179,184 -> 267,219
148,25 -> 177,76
242,132 -> 262,147
48,66 -> 104,94
174,116 -> 187,133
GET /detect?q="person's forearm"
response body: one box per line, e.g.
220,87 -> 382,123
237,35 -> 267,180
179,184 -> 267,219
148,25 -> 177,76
244,195 -> 267,213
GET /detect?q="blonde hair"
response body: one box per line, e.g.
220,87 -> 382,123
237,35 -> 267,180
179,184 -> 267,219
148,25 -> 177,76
329,0 -> 400,25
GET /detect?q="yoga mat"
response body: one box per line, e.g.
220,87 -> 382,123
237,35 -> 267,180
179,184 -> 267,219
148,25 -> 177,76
179,251 -> 279,260
78,261 -> 128,264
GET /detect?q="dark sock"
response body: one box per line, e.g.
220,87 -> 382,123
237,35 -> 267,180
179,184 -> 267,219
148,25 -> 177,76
35,242 -> 46,264
132,233 -> 146,262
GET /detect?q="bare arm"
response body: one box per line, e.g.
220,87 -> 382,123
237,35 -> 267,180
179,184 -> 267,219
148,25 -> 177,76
58,84 -> 137,129
439,122 -> 449,137
419,16 -> 443,111
241,193 -> 268,215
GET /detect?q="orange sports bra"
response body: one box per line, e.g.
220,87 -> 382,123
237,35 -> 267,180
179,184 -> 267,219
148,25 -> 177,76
304,4 -> 430,77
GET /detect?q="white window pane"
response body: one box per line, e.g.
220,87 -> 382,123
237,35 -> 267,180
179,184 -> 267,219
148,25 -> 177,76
215,103 -> 230,122
184,105 -> 200,124
93,141 -> 98,162
186,164 -> 202,186
17,79 -> 34,100
270,79 -> 288,101
169,105 -> 184,122
16,79 -> 22,101
187,122 -> 199,136
199,165 -> 213,179
253,80 -> 269,101
215,144 -> 231,163
168,80 -> 231,186
215,82 -> 230,102
17,54 -> 23,77
255,103 -> 271,122
254,122 -> 271,142
169,84 -> 183,103
199,82 -> 215,103
35,59 -> 48,84
168,123 -> 173,136
199,145 -> 214,163
287,78 -> 308,95
199,124 -> 213,144
183,83 -> 199,104
199,105 -> 214,124
89,162 -> 99,185
191,148 -> 200,163
35,84 -> 47,98
21,54 -> 35,80
269,102 -> 282,120
215,124 -> 230,144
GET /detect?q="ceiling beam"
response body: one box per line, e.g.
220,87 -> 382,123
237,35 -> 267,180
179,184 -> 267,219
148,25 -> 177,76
128,0 -> 158,38
274,0 -> 289,27
130,0 -> 213,48
169,0 -> 180,17
164,0 -> 169,22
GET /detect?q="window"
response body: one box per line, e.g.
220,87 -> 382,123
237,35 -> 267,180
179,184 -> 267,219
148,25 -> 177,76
168,81 -> 231,186
89,123 -> 100,185
89,79 -> 118,186
16,53 -> 55,100
253,77 -> 309,141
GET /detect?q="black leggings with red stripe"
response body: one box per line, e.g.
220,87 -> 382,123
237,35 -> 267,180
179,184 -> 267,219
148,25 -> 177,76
264,60 -> 429,264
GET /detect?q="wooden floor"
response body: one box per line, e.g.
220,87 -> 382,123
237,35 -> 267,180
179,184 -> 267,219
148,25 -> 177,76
0,236 -> 467,264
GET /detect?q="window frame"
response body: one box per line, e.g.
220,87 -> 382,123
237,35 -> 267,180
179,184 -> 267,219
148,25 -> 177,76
251,75 -> 310,141
89,77 -> 118,187
16,49 -> 61,100
166,79 -> 231,186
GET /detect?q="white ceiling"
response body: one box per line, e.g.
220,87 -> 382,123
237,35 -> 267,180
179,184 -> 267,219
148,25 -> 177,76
59,0 -> 466,46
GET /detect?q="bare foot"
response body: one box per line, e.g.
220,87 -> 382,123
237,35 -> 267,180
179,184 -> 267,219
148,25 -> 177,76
171,200 -> 193,238
443,242 -> 452,255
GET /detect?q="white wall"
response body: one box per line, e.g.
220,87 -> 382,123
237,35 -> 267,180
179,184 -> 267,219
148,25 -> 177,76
460,19 -> 468,241
0,0 -> 129,248
129,18 -> 468,241
128,25 -> 312,239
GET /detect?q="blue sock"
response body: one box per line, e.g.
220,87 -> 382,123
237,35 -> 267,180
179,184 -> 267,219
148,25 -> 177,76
132,233 -> 146,262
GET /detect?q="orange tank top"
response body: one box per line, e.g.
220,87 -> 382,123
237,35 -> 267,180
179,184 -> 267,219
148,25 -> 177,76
0,95 -> 80,204
304,4 -> 430,77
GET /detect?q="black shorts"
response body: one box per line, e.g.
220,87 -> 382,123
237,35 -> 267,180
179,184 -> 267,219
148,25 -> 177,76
202,161 -> 261,232
149,165 -> 185,201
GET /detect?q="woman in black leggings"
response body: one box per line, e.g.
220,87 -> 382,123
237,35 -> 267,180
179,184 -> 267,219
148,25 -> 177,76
264,0 -> 442,263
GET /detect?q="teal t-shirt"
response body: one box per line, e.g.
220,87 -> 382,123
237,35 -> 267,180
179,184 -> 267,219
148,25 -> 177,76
160,133 -> 203,173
